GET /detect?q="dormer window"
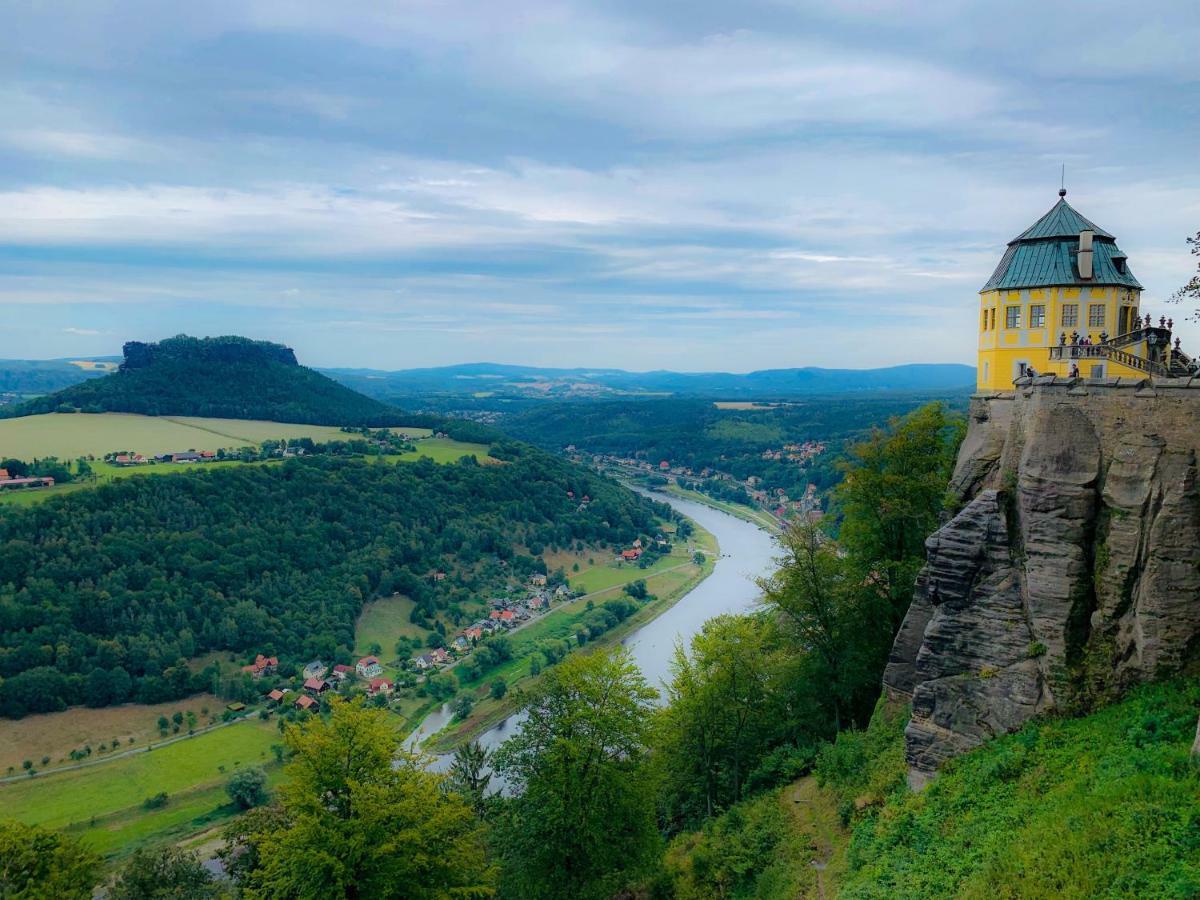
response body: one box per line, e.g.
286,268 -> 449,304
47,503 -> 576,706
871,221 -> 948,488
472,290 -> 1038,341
1114,256 -> 1127,274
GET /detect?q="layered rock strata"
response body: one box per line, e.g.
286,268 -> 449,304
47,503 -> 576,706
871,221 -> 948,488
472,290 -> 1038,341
886,376 -> 1200,787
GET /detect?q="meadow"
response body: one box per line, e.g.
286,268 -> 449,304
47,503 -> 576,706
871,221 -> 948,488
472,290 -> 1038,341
0,716 -> 281,858
0,693 -> 225,776
0,411 -> 432,460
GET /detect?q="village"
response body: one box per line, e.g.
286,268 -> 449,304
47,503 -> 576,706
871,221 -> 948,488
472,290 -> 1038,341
580,449 -> 825,525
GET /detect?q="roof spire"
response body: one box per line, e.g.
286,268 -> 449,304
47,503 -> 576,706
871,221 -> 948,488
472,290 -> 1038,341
1059,163 -> 1066,198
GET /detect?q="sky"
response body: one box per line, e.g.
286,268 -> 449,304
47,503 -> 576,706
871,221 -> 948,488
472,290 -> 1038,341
2,0 -> 1198,371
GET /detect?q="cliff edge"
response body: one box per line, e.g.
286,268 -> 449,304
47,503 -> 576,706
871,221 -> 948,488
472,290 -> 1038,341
886,375 -> 1200,787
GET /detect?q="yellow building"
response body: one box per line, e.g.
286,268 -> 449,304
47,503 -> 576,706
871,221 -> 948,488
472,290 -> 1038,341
976,190 -> 1188,391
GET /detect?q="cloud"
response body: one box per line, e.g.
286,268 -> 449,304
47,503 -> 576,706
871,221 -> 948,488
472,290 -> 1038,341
62,326 -> 103,335
0,0 -> 1197,369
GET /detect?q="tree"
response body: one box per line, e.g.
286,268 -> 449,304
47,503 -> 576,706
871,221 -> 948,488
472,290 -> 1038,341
446,741 -> 492,817
0,821 -> 99,899
834,402 -> 963,629
109,845 -> 219,899
491,648 -> 660,900
769,525 -> 874,729
653,614 -> 789,826
226,766 -> 270,809
1170,230 -> 1200,320
489,678 -> 507,700
225,698 -> 494,898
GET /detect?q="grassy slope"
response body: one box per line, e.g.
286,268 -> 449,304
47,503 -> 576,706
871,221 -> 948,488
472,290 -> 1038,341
664,677 -> 1200,899
833,678 -> 1200,899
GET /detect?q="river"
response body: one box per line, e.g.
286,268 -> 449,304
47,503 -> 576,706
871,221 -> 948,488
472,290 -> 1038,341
406,491 -> 779,764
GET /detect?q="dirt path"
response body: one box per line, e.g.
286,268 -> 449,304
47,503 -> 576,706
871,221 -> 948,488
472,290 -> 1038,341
787,776 -> 840,899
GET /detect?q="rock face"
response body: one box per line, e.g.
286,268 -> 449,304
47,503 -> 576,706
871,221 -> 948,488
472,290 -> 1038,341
886,378 -> 1200,788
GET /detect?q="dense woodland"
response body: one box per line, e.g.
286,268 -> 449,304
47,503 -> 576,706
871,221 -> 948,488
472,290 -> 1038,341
0,446 -> 665,718
7,335 -> 414,426
501,394 -> 968,499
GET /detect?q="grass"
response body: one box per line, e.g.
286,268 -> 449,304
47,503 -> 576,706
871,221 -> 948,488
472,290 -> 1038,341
354,594 -> 426,661
0,694 -> 226,775
0,412 -> 433,460
0,716 -> 281,857
822,679 -> 1200,899
388,438 -> 496,465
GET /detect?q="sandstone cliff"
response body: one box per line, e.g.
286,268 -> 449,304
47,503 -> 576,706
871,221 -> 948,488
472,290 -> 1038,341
886,376 -> 1200,787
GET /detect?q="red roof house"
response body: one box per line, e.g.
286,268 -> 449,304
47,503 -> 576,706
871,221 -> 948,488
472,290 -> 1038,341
294,694 -> 317,711
303,677 -> 328,694
368,678 -> 393,696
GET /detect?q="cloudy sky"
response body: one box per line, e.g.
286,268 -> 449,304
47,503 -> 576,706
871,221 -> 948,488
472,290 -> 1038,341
2,1 -> 1198,370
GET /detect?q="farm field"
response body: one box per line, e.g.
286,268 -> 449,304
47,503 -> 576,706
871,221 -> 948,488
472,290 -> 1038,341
0,694 -> 225,776
388,438 -> 496,464
354,594 -> 427,662
0,411 -> 432,460
0,716 -> 280,857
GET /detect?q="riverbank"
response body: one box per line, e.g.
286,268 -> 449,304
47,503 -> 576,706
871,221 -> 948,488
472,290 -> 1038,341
660,484 -> 783,534
414,518 -> 720,753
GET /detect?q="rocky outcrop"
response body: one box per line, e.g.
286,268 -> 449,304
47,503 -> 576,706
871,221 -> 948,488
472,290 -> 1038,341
887,377 -> 1200,787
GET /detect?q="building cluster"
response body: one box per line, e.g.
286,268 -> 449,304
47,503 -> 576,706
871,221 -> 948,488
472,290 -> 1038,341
261,655 -> 397,712
760,440 -> 826,463
410,577 -> 572,671
0,468 -> 55,491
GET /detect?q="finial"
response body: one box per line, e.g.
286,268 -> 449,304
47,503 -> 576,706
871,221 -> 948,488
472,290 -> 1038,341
1058,188 -> 1067,198
1059,163 -> 1066,197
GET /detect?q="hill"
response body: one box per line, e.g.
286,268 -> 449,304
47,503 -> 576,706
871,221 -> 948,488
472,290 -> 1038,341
0,357 -> 115,399
6,336 -> 410,426
325,362 -> 977,401
0,446 -> 665,717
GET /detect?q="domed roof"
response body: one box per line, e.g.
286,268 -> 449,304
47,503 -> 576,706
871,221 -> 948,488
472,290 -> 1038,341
981,193 -> 1141,292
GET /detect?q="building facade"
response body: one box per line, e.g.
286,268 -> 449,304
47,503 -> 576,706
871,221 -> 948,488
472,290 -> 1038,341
976,191 -> 1190,391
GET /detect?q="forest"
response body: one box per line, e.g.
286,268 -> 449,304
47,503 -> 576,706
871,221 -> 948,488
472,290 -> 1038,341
6,335 -> 415,426
501,393 -> 968,499
0,445 -> 665,718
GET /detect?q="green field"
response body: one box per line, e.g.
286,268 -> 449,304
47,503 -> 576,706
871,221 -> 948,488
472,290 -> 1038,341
388,438 -> 497,464
0,717 -> 281,857
0,412 -> 432,460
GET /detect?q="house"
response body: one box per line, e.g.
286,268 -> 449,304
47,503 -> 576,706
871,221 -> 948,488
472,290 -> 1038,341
303,676 -> 329,694
295,694 -> 317,711
529,573 -> 547,587
554,584 -> 570,599
332,664 -> 354,681
241,654 -> 278,678
659,460 -> 670,470
498,609 -> 516,625
356,656 -> 383,678
430,648 -> 450,665
226,702 -> 246,713
0,475 -> 54,491
622,548 -> 641,561
302,660 -> 328,680
489,609 -> 502,621
412,654 -> 435,670
464,625 -> 483,642
368,678 -> 393,696
528,596 -> 546,611
171,451 -> 202,463
452,636 -> 470,653
632,538 -> 642,548
267,689 -> 287,703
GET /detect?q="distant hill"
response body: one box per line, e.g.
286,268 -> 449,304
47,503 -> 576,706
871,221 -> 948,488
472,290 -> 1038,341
325,362 -> 977,400
7,336 -> 410,426
0,357 -> 117,396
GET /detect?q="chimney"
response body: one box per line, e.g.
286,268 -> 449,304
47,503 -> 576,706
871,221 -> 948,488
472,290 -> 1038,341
1077,230 -> 1094,280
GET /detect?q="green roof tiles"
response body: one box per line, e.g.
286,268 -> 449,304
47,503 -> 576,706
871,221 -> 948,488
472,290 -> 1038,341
981,195 -> 1142,292
1012,197 -> 1113,241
